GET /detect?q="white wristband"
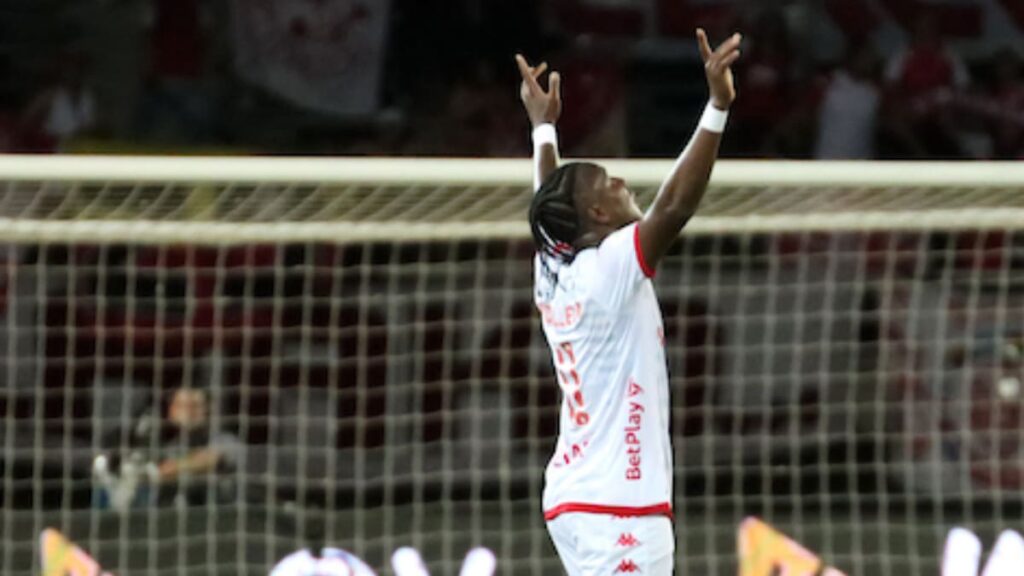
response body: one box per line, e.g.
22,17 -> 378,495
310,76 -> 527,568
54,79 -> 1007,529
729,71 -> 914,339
532,124 -> 558,191
532,123 -> 558,151
699,102 -> 729,133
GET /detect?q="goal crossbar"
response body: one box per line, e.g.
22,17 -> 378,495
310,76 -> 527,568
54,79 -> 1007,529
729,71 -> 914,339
1,156 -> 1021,187
0,156 -> 1021,244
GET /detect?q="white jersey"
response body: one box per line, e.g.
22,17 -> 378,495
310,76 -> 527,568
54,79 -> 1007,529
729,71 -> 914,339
269,547 -> 377,576
535,222 -> 673,521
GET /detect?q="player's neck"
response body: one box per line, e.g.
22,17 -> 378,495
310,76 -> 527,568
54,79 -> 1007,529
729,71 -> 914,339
575,228 -> 610,251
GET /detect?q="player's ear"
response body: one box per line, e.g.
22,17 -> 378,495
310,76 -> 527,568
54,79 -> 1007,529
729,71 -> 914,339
587,203 -> 611,225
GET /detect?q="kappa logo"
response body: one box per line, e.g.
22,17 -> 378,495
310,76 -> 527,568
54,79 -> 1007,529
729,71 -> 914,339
614,559 -> 641,573
616,533 -> 640,547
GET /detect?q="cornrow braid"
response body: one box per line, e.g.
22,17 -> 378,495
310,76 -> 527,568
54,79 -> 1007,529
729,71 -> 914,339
529,163 -> 584,286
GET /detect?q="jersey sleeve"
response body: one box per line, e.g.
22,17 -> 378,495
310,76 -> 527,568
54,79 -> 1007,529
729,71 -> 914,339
590,223 -> 654,309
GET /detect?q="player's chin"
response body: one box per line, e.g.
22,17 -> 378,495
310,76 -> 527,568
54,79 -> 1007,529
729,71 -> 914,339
619,214 -> 642,229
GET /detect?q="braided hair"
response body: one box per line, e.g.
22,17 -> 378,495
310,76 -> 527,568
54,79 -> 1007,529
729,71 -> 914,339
529,163 -> 589,286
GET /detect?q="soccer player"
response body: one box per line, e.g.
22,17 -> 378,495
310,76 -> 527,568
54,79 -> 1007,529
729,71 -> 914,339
516,28 -> 741,575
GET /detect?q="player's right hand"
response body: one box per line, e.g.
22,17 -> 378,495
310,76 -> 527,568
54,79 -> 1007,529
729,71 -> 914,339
697,29 -> 742,110
516,54 -> 562,127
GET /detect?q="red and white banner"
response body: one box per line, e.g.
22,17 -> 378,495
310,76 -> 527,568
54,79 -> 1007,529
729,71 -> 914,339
232,0 -> 390,117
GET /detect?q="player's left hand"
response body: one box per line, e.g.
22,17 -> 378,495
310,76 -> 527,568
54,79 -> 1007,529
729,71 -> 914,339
516,54 -> 562,128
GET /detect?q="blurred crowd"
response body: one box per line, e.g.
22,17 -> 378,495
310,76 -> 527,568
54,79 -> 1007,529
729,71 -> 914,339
731,10 -> 1024,161
0,0 -> 1021,160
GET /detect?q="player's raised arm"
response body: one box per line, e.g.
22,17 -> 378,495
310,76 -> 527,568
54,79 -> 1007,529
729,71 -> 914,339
516,54 -> 562,191
637,29 -> 741,269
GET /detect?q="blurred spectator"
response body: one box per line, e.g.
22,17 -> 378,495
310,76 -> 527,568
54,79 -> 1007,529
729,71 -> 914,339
557,51 -> 627,157
403,61 -> 523,156
728,10 -> 796,156
814,44 -> 882,159
0,111 -> 18,153
944,47 -> 1024,159
986,49 -> 1024,159
151,387 -> 237,498
134,0 -> 214,143
93,387 -> 239,509
403,47 -> 628,158
20,54 -> 97,152
882,13 -> 969,158
885,14 -> 969,99
0,57 -> 18,152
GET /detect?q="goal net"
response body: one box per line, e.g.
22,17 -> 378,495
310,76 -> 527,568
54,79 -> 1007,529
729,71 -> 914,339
1,156 -> 1023,576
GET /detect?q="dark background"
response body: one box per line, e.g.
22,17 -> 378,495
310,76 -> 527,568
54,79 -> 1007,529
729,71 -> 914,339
0,0 -> 1022,159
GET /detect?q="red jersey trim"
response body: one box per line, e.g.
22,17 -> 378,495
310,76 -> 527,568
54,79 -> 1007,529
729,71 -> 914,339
543,502 -> 673,521
633,224 -> 655,278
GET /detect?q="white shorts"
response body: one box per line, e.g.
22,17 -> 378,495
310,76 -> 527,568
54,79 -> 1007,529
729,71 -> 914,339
547,512 -> 675,575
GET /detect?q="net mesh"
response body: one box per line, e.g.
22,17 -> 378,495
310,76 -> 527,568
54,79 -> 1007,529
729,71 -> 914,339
8,181 -> 1020,222
1,157 -> 1024,576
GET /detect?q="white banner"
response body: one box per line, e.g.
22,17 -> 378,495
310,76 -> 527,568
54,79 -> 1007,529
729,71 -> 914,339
232,0 -> 390,117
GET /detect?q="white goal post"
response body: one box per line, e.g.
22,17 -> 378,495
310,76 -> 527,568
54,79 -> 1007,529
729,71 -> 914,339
0,157 -> 1021,244
2,155 -> 1024,576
